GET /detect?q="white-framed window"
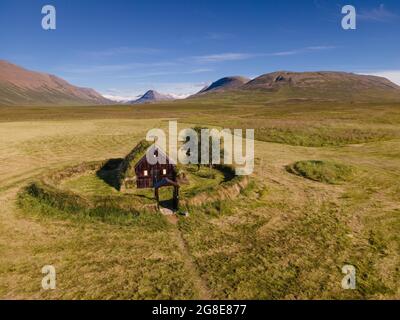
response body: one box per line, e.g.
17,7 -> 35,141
162,169 -> 167,175
144,170 -> 148,176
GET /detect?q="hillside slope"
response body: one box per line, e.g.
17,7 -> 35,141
243,71 -> 400,101
197,76 -> 250,95
0,60 -> 111,106
192,71 -> 400,102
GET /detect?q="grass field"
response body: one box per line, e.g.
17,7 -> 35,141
0,94 -> 399,299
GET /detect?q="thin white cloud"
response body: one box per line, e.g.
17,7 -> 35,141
359,4 -> 399,22
268,46 -> 336,56
187,68 -> 214,74
193,53 -> 257,63
268,50 -> 300,57
60,45 -> 335,75
193,46 -> 335,63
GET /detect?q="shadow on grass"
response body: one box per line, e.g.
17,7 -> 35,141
96,158 -> 123,191
159,199 -> 175,210
135,193 -> 155,201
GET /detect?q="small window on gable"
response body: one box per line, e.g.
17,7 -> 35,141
144,170 -> 148,176
162,169 -> 167,175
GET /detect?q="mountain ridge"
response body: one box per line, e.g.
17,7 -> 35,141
192,71 -> 400,102
0,60 -> 111,106
2,60 -> 400,106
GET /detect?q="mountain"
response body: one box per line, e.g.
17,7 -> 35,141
0,60 -> 111,106
241,71 -> 400,101
193,71 -> 400,102
196,76 -> 250,94
127,90 -> 175,104
243,71 -> 399,91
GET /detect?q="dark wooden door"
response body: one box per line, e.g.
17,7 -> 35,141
151,167 -> 159,186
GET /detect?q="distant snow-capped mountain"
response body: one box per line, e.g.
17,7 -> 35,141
126,90 -> 176,104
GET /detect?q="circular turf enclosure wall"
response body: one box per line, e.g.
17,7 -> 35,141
19,159 -> 249,222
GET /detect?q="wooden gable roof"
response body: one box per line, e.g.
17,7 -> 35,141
134,145 -> 174,170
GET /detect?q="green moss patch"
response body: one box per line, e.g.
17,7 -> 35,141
286,160 -> 356,184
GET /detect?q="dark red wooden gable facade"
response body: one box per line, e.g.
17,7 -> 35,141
134,148 -> 176,189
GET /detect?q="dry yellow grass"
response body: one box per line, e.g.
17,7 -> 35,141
0,102 -> 399,299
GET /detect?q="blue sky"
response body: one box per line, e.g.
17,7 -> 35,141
1,0 -> 400,99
